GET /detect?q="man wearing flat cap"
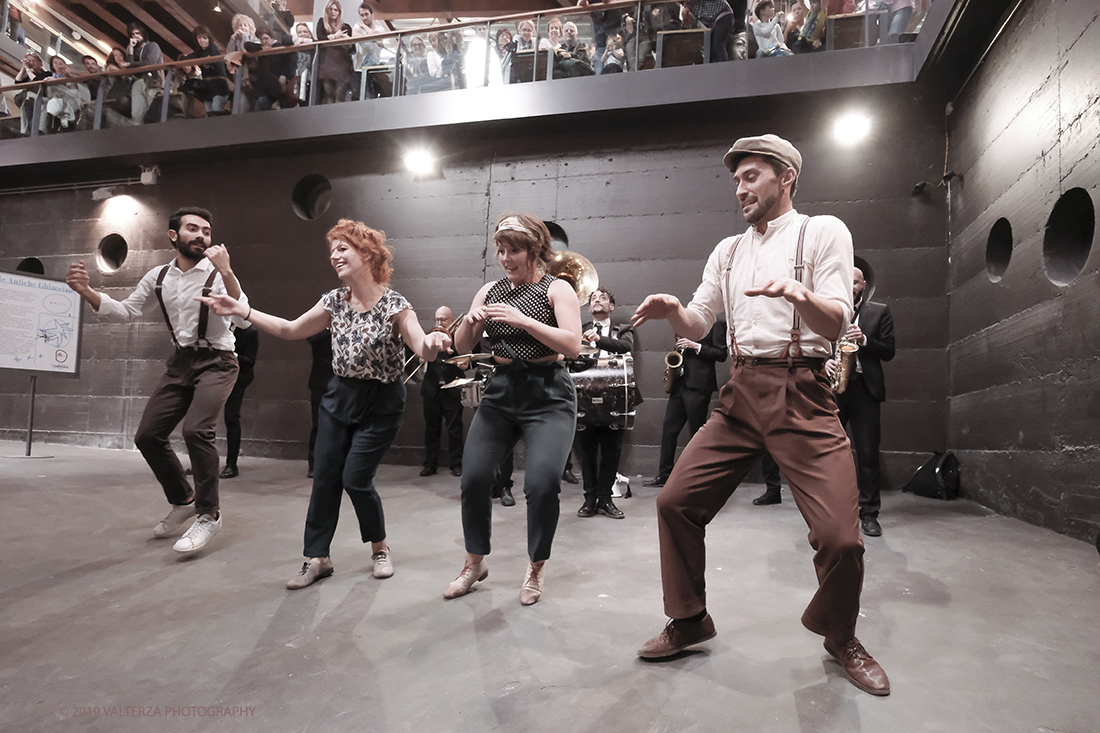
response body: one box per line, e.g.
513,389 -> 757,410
632,134 -> 890,696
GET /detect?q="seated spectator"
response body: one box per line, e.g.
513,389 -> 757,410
465,25 -> 503,87
555,21 -> 595,77
753,1 -> 793,56
826,0 -> 855,14
13,51 -> 49,135
600,31 -> 626,73
539,16 -> 564,51
316,0 -> 354,104
682,0 -> 736,62
882,0 -> 915,44
578,0 -> 629,73
43,56 -> 91,132
249,25 -> 298,109
792,0 -> 827,53
404,34 -> 446,94
627,3 -> 681,70
124,21 -> 164,124
785,1 -> 807,47
182,26 -> 232,113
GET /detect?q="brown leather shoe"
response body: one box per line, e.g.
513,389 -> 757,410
637,615 -> 717,659
824,637 -> 891,696
519,561 -> 546,605
286,557 -> 334,590
443,559 -> 488,599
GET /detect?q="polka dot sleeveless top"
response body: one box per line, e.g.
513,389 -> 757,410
484,274 -> 559,360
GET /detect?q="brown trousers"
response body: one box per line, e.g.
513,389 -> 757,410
657,358 -> 864,640
134,348 -> 239,517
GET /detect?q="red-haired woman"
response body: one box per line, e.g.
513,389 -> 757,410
201,219 -> 450,589
444,213 -> 582,605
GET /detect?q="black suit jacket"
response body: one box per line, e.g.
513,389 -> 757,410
679,321 -> 728,392
853,300 -> 895,402
421,348 -> 467,399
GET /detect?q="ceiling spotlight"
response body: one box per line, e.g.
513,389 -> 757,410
833,111 -> 872,145
403,149 -> 437,177
92,186 -> 117,201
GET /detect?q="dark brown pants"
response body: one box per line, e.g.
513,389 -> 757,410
656,358 -> 864,640
135,348 -> 239,517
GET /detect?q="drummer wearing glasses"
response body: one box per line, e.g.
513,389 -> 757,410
444,213 -> 582,606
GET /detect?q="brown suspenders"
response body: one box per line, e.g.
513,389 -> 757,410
154,264 -> 219,349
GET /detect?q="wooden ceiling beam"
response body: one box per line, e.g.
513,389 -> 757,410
157,0 -> 202,33
71,0 -> 129,37
37,0 -> 122,55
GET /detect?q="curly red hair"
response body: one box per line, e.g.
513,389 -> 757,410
326,219 -> 393,285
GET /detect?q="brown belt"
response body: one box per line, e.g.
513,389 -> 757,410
735,356 -> 825,369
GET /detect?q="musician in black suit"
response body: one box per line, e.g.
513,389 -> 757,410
575,287 -> 635,519
826,267 -> 895,537
644,321 -> 728,487
420,306 -> 466,477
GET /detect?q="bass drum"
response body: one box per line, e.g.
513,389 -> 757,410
572,354 -> 636,430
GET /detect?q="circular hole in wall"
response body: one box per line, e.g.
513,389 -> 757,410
986,217 -> 1012,282
544,221 -> 570,250
292,174 -> 333,220
1043,188 -> 1095,286
853,255 -> 876,302
16,257 -> 45,275
96,233 -> 128,272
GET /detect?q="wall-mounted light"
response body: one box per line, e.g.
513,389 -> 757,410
140,165 -> 160,185
403,149 -> 439,179
833,111 -> 872,146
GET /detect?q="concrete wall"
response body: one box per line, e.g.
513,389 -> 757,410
945,0 -> 1100,540
0,86 -> 947,491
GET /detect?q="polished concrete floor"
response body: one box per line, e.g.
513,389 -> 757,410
1,439 -> 1098,733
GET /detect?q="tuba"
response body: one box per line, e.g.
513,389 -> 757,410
546,250 -> 599,306
663,348 -> 683,393
830,338 -> 859,394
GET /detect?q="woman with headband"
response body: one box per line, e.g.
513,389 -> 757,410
444,213 -> 582,605
200,219 -> 451,589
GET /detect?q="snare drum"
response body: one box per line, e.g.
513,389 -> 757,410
571,355 -> 636,429
440,377 -> 486,408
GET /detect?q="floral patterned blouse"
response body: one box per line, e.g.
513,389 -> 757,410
322,287 -> 410,382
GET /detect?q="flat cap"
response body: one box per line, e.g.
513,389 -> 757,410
723,134 -> 802,176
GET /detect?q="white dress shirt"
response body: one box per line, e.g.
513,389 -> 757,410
686,209 -> 854,358
96,257 -> 250,352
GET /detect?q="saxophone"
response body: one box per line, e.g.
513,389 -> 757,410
830,338 -> 859,394
662,348 -> 683,394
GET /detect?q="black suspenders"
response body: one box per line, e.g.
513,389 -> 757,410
154,264 -> 219,349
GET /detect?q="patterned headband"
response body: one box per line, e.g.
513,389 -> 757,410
496,216 -> 534,236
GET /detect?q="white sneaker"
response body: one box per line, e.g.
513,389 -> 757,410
173,513 -> 223,554
153,503 -> 197,538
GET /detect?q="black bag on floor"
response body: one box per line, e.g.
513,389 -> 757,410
903,452 -> 960,500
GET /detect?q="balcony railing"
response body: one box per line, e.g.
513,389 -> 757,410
0,0 -> 930,141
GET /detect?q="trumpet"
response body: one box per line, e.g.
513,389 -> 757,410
830,338 -> 859,394
662,348 -> 683,394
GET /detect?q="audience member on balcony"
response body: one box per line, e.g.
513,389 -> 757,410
124,21 -> 164,124
263,0 -> 295,33
826,0 -> 855,14
600,32 -> 627,73
465,25 -> 503,87
80,55 -> 102,98
495,28 -> 514,83
250,25 -> 298,109
225,13 -> 258,99
515,20 -> 537,51
404,35 -> 446,94
626,4 -> 681,70
42,56 -> 91,133
99,48 -> 133,122
792,0 -> 827,53
316,0 -> 355,104
753,1 -> 794,56
293,22 -> 316,100
785,1 -> 807,46
352,2 -> 387,70
555,21 -> 595,77
13,52 -> 48,135
182,26 -> 232,113
881,0 -> 915,44
682,0 -> 736,62
440,30 -> 466,90
539,16 -> 564,51
578,0 -> 630,73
